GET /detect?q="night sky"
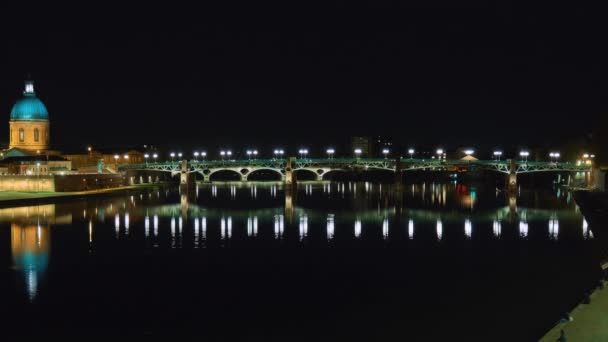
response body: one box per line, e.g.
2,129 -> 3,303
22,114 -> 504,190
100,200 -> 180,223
0,2 -> 606,154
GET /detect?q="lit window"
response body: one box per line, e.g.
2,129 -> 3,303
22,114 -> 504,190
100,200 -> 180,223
34,128 -> 39,142
19,128 -> 24,142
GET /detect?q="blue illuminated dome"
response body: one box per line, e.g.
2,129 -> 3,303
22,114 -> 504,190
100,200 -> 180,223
10,81 -> 49,121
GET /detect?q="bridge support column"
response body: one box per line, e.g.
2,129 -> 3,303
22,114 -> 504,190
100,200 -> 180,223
506,159 -> 517,193
285,157 -> 297,189
179,160 -> 194,192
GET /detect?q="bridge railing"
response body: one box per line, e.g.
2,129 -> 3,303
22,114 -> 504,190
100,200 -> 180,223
118,158 -> 592,173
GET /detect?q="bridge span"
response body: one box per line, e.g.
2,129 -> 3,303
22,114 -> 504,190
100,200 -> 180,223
118,157 -> 592,191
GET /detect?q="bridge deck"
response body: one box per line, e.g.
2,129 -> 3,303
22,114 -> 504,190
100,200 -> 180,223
118,158 -> 591,174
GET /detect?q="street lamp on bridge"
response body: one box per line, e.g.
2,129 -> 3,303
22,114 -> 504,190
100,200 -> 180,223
549,152 -> 560,163
326,148 -> 335,159
177,152 -> 182,160
436,149 -> 444,160
153,153 -> 158,162
220,151 -> 226,160
519,151 -> 530,162
354,148 -> 362,159
144,153 -> 149,165
298,149 -> 309,159
201,151 -> 207,160
170,152 -> 175,162
464,149 -> 474,156
408,148 -> 415,159
273,149 -> 284,159
193,151 -> 199,161
382,148 -> 390,159
493,151 -> 502,161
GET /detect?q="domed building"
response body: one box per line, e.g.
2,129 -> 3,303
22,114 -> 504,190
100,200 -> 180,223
9,80 -> 50,151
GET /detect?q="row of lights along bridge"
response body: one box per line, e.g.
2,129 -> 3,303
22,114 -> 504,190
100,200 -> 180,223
130,149 -> 596,164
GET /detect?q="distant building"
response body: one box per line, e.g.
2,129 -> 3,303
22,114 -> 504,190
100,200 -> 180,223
3,156 -> 71,175
350,136 -> 374,157
63,148 -> 146,173
374,136 -> 393,156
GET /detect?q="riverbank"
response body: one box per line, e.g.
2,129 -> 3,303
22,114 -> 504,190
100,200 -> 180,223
0,183 -> 172,208
540,276 -> 608,341
537,189 -> 608,341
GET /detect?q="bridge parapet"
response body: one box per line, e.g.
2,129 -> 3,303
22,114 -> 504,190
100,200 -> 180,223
117,158 -> 592,175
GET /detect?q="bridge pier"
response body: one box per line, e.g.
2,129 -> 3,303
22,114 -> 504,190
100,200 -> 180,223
285,157 -> 297,189
506,159 -> 517,193
179,160 -> 194,192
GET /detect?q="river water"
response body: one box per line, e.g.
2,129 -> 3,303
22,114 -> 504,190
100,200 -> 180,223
0,181 -> 604,340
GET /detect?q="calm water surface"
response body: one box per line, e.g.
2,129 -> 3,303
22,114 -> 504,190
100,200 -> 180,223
0,181 -> 604,340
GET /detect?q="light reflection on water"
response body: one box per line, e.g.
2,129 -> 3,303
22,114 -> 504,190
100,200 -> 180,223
0,181 -> 595,302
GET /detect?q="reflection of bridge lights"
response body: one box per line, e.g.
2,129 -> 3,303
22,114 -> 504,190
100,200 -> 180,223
274,214 -> 284,238
493,220 -> 501,238
519,221 -> 528,238
408,219 -> 414,239
299,214 -> 308,241
382,218 -> 389,239
145,215 -> 150,237
114,213 -> 120,236
327,214 -> 335,240
436,220 -> 443,241
549,218 -> 559,240
153,215 -> 159,237
464,219 -> 472,239
354,219 -> 362,238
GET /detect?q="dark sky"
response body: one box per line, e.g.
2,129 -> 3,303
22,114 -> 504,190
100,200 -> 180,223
0,2 -> 606,153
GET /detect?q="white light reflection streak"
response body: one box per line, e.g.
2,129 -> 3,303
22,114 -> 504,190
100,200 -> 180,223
274,214 -> 284,238
549,218 -> 559,240
436,220 -> 443,241
408,219 -> 414,239
145,215 -> 150,238
519,221 -> 528,238
493,220 -> 501,238
354,218 -> 362,238
299,214 -> 308,241
464,219 -> 472,239
382,218 -> 389,239
327,214 -> 335,240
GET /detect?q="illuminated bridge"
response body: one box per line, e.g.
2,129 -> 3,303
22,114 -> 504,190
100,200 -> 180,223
118,158 -> 592,190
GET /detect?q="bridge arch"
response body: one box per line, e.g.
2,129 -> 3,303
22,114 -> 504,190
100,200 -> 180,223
208,169 -> 242,181
246,168 -> 283,181
321,169 -> 349,181
295,168 -> 321,181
